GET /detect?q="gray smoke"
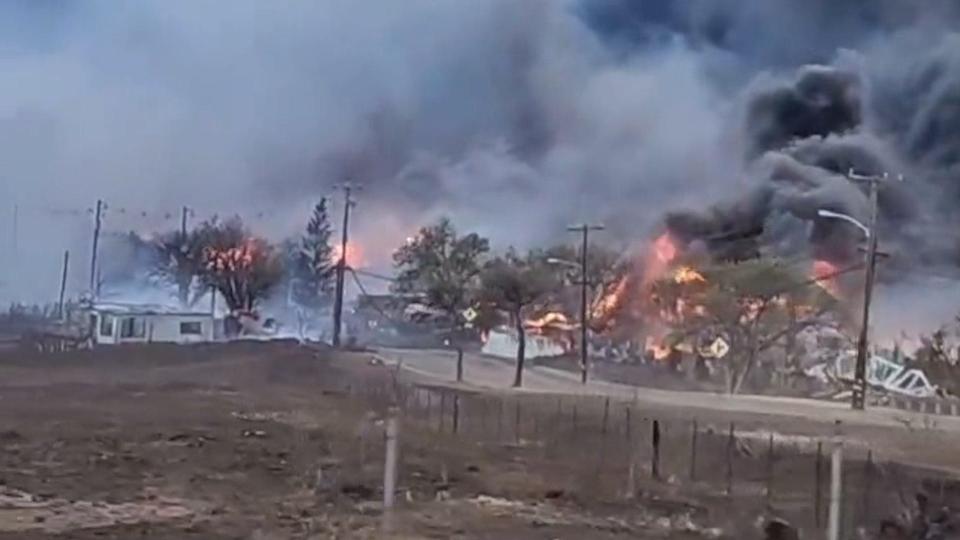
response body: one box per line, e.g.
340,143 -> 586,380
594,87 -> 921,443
2,0 -> 960,310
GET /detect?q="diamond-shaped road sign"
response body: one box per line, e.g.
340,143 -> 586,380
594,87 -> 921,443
462,307 -> 478,323
708,337 -> 730,359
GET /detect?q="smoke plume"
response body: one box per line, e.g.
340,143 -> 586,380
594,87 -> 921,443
2,0 -> 960,326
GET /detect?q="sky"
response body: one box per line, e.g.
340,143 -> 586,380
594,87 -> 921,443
2,0 -> 960,334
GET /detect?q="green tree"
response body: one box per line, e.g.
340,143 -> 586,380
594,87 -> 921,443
479,251 -> 559,387
651,258 -> 838,394
285,199 -> 335,308
392,217 -> 490,326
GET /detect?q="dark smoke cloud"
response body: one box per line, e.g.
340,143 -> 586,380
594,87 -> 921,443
744,67 -> 862,159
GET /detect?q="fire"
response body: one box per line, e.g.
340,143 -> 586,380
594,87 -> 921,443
332,241 -> 365,269
590,275 -> 628,323
674,266 -> 706,284
645,336 -> 672,360
811,259 -> 840,296
653,233 -> 678,264
525,311 -> 577,332
204,240 -> 259,273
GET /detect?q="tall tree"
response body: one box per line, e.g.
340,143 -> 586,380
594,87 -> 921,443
651,258 -> 838,393
286,199 -> 335,308
479,251 -> 559,387
155,229 -> 203,306
194,217 -> 284,312
392,217 -> 490,327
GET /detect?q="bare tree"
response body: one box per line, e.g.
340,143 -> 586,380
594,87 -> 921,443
194,217 -> 284,313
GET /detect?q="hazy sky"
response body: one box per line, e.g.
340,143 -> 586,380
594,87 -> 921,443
2,1 -> 959,310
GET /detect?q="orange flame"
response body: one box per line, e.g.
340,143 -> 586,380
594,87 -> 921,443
590,275 -> 629,323
333,241 -> 365,269
812,260 -> 840,297
204,239 -> 259,273
674,266 -> 706,284
524,311 -> 577,332
654,233 -> 678,264
645,336 -> 673,360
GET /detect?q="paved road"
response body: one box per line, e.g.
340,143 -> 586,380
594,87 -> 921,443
374,347 -> 960,436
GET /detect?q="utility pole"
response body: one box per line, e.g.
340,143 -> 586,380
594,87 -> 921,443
57,250 -> 69,319
332,183 -> 360,347
180,205 -> 189,239
88,199 -> 104,297
847,170 -> 900,410
567,223 -> 605,384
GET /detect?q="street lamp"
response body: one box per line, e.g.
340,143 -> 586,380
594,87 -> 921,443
817,204 -> 878,411
816,210 -> 870,238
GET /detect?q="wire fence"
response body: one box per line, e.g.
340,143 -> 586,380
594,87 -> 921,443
340,372 -> 959,537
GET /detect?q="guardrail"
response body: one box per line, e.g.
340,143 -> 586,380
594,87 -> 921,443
882,395 -> 960,417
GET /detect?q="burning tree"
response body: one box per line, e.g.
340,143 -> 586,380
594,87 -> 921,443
284,199 -> 335,308
479,252 -> 559,388
651,257 -> 839,394
392,217 -> 490,328
194,217 -> 284,313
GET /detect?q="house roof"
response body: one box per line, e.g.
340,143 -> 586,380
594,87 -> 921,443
87,301 -> 212,317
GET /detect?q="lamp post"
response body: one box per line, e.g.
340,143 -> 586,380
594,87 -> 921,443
816,168 -> 901,410
817,207 -> 876,410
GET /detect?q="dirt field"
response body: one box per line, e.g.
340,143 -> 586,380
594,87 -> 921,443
0,342 -> 954,539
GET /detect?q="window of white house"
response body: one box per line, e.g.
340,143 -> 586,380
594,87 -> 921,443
99,314 -> 114,337
180,321 -> 203,335
119,317 -> 146,338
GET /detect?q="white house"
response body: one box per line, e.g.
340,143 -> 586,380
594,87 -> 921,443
482,328 -> 566,360
87,302 -> 218,345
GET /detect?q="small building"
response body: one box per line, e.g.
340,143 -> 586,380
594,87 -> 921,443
86,302 -> 217,345
482,328 -> 566,360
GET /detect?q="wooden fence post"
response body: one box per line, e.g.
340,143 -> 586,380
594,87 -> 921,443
690,420 -> 698,481
382,410 -> 399,533
601,397 -> 610,436
497,398 -> 504,440
862,449 -> 873,527
426,392 -> 433,425
452,394 -> 460,434
651,419 -> 661,480
439,393 -> 447,432
456,348 -> 464,383
766,433 -> 775,503
815,441 -> 823,528
725,422 -> 735,495
827,426 -> 844,540
514,401 -> 522,445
